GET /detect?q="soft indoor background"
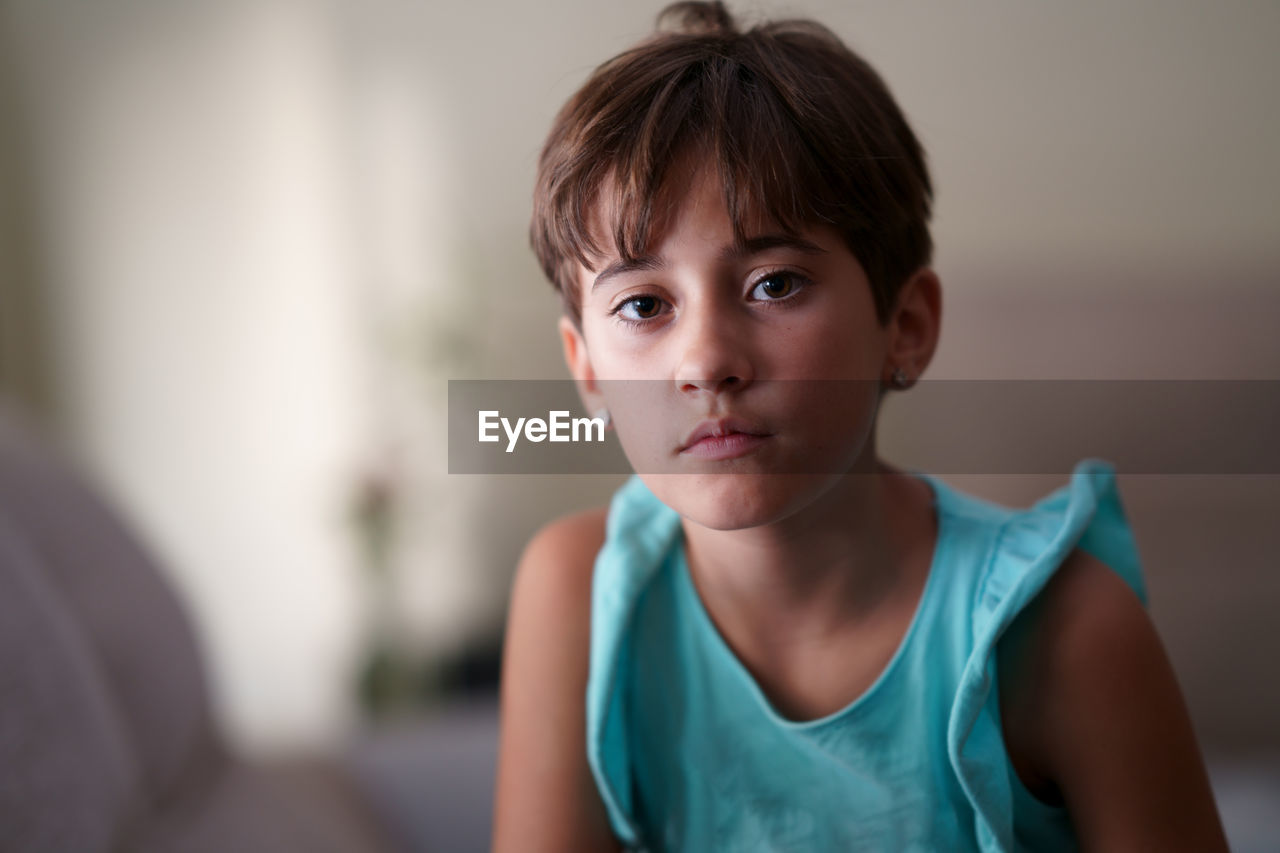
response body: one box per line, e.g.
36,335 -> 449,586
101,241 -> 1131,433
1,0 -> 1277,849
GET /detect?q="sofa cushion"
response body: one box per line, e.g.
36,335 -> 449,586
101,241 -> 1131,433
128,759 -> 389,853
0,519 -> 145,851
0,407 -> 217,805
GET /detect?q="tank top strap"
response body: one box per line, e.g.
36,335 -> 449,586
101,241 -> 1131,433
587,475 -> 682,847
941,458 -> 1146,851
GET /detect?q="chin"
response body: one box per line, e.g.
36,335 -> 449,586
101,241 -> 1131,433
640,471 -> 834,531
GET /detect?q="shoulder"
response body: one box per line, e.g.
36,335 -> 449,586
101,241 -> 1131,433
997,549 -> 1128,800
1004,546 -> 1176,760
518,507 -> 609,583
998,549 -> 1228,848
504,506 -> 609,690
1000,547 -> 1153,713
494,506 -> 619,852
999,548 -> 1157,783
510,507 -> 609,634
1002,547 -> 1145,675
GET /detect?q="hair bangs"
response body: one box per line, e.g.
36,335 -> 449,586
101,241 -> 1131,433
531,3 -> 933,326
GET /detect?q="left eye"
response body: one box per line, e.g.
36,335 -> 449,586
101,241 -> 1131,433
750,272 -> 801,300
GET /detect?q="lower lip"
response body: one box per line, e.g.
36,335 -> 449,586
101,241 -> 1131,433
681,433 -> 771,460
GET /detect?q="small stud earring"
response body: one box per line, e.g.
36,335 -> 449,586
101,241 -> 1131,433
890,367 -> 911,389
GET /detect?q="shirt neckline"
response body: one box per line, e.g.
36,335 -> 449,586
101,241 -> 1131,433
674,470 -> 953,731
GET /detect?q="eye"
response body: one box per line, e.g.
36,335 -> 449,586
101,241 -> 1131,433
749,270 -> 806,301
613,294 -> 666,324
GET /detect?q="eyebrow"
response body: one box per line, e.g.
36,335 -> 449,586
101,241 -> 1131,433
590,234 -> 828,292
591,255 -> 666,292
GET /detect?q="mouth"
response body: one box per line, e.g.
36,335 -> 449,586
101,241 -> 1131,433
679,417 -> 773,461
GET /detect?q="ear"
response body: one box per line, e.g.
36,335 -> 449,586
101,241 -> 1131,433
883,267 -> 942,386
559,315 -> 605,414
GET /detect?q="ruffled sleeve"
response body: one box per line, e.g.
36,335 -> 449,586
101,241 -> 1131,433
945,458 -> 1147,851
585,475 -> 683,848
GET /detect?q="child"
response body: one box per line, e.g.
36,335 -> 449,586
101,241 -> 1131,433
494,2 -> 1228,850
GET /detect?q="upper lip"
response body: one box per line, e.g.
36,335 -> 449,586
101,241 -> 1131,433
680,417 -> 773,452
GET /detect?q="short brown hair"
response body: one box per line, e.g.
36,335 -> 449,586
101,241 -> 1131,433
531,0 -> 933,327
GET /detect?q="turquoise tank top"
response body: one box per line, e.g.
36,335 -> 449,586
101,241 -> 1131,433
586,459 -> 1147,852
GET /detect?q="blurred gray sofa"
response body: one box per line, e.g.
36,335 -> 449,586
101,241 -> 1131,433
0,404 -> 497,852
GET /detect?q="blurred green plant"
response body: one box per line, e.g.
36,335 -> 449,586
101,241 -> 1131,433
349,259 -> 490,721
350,466 -> 435,720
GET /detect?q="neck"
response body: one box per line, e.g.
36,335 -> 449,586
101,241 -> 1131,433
681,457 -> 934,648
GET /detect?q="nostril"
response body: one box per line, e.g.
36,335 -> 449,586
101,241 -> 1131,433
677,373 -> 750,394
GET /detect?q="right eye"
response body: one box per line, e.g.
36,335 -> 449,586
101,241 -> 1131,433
613,294 -> 666,324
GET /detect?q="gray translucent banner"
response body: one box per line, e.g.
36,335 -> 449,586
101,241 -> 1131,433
447,380 -> 1280,475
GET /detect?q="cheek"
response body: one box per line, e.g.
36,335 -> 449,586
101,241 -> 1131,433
581,322 -> 674,384
775,314 -> 885,379
778,378 -> 881,471
598,379 -> 674,467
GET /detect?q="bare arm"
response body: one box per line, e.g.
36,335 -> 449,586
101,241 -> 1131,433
492,509 -> 622,853
999,550 -> 1229,852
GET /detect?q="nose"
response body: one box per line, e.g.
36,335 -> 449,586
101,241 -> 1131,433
674,303 -> 755,396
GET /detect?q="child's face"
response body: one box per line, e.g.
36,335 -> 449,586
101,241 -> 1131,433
559,157 -> 899,530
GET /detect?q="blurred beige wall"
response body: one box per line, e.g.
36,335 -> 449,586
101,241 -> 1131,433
1,0 -> 1276,754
